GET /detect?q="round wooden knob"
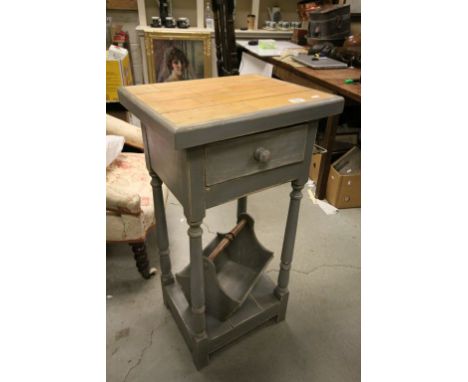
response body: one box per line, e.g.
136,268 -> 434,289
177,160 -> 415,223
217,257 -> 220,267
254,147 -> 271,163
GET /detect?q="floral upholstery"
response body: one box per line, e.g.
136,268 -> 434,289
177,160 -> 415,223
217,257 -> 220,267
106,152 -> 168,242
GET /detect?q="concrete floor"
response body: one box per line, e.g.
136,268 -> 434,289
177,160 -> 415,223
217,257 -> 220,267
107,183 -> 360,382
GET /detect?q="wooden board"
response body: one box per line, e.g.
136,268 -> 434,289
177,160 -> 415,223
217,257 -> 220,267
122,74 -> 337,128
106,0 -> 138,10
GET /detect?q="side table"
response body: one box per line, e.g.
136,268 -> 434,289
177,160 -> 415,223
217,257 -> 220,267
118,74 -> 343,369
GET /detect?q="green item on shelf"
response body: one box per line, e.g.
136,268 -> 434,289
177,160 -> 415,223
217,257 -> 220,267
258,39 -> 277,49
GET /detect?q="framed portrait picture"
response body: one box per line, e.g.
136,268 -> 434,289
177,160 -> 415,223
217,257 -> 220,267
144,29 -> 212,84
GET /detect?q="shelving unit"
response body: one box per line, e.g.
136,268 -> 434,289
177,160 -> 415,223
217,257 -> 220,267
137,0 -> 299,29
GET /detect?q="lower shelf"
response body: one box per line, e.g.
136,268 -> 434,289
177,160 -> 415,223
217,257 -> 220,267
164,272 -> 283,355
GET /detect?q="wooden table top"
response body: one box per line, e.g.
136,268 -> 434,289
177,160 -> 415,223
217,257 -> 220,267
118,74 -> 344,149
240,49 -> 361,103
293,65 -> 361,103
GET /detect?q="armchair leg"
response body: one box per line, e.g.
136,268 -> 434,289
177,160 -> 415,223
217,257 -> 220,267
130,242 -> 157,279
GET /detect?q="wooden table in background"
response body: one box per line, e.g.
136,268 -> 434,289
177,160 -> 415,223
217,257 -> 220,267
239,47 -> 361,199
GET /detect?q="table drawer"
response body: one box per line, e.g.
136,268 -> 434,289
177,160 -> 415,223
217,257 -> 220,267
204,124 -> 308,186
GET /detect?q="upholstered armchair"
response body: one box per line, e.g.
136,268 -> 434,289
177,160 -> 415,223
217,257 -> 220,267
106,115 -> 168,279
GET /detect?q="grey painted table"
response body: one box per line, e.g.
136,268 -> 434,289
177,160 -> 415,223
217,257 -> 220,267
118,74 -> 344,369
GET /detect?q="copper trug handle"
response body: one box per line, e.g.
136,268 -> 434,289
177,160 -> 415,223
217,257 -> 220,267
207,218 -> 247,262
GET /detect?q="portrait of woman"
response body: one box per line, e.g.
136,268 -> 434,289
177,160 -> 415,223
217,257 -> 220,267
163,47 -> 192,82
150,36 -> 208,83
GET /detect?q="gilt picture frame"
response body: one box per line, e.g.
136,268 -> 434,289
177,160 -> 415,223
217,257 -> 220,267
144,29 -> 212,84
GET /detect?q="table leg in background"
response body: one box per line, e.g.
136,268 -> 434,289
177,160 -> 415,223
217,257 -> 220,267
315,114 -> 339,200
237,196 -> 247,218
150,172 -> 174,288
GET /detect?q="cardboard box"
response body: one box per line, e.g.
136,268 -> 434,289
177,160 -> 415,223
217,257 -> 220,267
335,132 -> 359,146
106,47 -> 133,102
309,144 -> 327,182
326,146 -> 361,209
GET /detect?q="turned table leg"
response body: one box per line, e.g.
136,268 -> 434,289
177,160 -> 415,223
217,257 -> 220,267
187,219 -> 209,369
275,180 -> 304,321
130,242 -> 157,279
187,220 -> 207,337
150,171 -> 174,288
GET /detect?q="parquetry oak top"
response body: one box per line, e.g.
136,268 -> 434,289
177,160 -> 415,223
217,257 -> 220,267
118,74 -> 344,149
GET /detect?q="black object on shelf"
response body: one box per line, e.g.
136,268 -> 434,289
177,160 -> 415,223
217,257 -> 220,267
165,16 -> 176,28
176,17 -> 190,28
159,0 -> 169,23
151,16 -> 162,27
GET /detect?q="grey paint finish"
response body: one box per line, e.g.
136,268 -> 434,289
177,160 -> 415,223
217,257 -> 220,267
149,172 -> 174,288
205,124 -> 307,186
203,122 -> 317,209
275,181 -> 305,300
205,161 -> 305,208
147,122 -> 318,369
176,214 -> 274,321
144,123 -> 189,209
187,222 -> 206,338
184,147 -> 207,222
165,273 -> 282,353
143,118 -> 317,220
120,82 -> 340,369
107,185 -> 361,381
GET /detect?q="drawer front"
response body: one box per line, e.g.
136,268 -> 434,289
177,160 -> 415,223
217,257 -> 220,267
205,124 -> 308,186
